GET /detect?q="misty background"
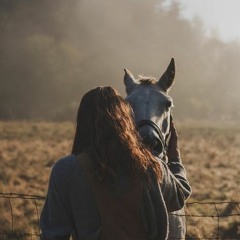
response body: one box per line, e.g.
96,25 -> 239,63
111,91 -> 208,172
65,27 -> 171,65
0,0 -> 240,121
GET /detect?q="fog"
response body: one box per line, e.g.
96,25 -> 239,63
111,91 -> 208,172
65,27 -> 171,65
0,0 -> 239,121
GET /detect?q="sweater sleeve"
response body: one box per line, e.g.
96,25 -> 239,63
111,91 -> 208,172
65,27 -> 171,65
158,158 -> 192,212
40,163 -> 74,240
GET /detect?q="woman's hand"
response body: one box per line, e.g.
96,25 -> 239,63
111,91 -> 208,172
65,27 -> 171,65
167,115 -> 181,163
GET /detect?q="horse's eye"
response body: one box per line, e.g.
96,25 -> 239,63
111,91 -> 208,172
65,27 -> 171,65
162,117 -> 168,133
166,101 -> 173,109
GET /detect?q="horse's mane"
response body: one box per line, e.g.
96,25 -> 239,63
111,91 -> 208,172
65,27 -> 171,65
137,75 -> 157,85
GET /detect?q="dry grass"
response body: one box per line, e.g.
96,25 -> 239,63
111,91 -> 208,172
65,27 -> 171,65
0,121 -> 239,239
177,123 -> 240,239
178,124 -> 240,202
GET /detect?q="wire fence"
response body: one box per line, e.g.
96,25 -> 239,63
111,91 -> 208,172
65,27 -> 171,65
0,193 -> 239,240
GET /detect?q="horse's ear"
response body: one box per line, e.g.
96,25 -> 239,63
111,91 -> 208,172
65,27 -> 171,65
157,58 -> 175,92
124,68 -> 137,94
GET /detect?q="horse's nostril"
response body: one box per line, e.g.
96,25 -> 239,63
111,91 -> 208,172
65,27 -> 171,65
152,140 -> 163,156
142,136 -> 163,156
142,136 -> 153,147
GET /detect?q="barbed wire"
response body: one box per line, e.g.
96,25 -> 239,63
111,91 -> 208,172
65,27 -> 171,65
0,193 -> 239,240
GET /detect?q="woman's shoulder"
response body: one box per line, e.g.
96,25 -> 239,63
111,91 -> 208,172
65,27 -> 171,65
51,154 -> 78,181
51,153 -> 91,183
53,154 -> 77,169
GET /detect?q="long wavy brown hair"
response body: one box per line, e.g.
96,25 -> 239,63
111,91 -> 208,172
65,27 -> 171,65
72,86 -> 162,184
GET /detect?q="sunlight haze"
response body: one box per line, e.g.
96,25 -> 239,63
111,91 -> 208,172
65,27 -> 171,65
165,0 -> 240,42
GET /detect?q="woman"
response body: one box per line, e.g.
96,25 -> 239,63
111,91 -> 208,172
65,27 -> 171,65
40,86 -> 191,240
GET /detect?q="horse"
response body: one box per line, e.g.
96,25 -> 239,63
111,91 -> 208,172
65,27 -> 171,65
123,58 -> 186,239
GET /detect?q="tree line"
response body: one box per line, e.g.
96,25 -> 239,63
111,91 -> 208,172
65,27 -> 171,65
0,0 -> 239,121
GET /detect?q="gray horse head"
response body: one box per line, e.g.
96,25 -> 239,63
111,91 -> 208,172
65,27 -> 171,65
124,58 -> 175,156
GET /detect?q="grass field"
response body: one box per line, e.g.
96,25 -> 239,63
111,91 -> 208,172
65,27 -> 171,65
0,121 -> 239,239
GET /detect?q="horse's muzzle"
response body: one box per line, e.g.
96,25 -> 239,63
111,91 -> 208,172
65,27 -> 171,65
138,126 -> 164,156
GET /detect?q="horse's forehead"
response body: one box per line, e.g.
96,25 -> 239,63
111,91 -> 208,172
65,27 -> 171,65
128,85 -> 170,103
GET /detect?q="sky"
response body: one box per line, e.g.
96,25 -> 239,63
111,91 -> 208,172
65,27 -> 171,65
164,0 -> 240,42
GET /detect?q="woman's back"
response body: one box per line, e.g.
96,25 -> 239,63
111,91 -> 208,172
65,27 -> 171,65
78,152 -> 147,240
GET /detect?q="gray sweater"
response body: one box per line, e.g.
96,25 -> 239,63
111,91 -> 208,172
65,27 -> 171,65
40,154 -> 191,240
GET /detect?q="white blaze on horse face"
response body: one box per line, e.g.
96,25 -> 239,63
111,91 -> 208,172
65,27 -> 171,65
126,83 -> 173,138
151,89 -> 173,137
126,85 -> 154,123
